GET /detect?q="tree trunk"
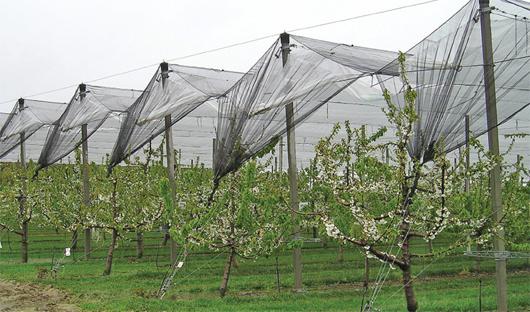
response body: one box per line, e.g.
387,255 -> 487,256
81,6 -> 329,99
103,229 -> 118,276
337,244 -> 344,262
231,255 -> 239,269
136,230 -> 144,259
84,228 -> 91,259
219,247 -> 235,298
475,243 -> 481,273
402,265 -> 418,312
162,226 -> 169,246
275,255 -> 281,293
170,238 -> 178,264
71,230 -> 78,250
363,255 -> 369,289
402,236 -> 418,312
428,240 -> 433,253
21,220 -> 29,263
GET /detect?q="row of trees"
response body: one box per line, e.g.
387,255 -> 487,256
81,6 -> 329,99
0,56 -> 528,311
0,149 -> 166,274
1,125 -> 527,306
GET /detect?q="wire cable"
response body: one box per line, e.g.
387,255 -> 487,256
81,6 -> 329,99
0,0 -> 441,107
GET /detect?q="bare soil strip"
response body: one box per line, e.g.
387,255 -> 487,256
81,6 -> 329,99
0,279 -> 79,312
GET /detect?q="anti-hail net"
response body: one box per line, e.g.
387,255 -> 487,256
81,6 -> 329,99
377,0 -> 530,161
213,33 -> 399,181
0,113 -> 7,133
38,85 -> 141,169
6,0 -> 527,171
0,99 -> 66,159
108,64 -> 243,170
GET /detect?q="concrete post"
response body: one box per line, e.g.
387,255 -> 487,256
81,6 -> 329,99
161,62 -> 178,264
280,32 -> 303,292
479,2 -> 508,310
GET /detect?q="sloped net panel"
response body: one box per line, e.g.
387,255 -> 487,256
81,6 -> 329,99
38,85 -> 142,169
213,33 -> 399,182
108,64 -> 243,169
0,99 -> 66,159
163,79 -> 391,170
0,111 -> 49,162
169,98 -> 219,168
377,0 -> 530,161
0,113 -> 7,137
0,113 -> 7,127
289,78 -> 394,168
142,78 -> 392,170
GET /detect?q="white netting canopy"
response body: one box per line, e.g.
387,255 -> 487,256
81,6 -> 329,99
378,0 -> 530,161
38,85 -> 142,169
0,99 -> 66,159
108,64 -> 243,169
0,0 -> 526,173
213,33 -> 399,181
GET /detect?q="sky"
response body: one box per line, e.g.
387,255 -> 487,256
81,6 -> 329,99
0,0 -> 470,113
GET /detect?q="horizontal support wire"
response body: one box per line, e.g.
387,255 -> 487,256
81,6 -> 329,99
0,0 -> 441,106
464,250 -> 530,259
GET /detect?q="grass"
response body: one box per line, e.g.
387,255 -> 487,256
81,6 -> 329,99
0,228 -> 529,311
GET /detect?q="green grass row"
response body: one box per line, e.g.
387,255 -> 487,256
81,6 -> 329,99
1,229 -> 529,311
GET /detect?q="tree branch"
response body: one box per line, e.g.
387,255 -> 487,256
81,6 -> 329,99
0,223 -> 22,236
340,235 -> 408,271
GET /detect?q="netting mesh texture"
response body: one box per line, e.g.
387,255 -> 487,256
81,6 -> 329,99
0,0 -> 527,174
378,0 -> 530,161
0,99 -> 66,159
108,64 -> 243,170
213,33 -> 399,181
38,85 -> 142,169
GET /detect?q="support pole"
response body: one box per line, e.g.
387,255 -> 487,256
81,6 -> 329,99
79,84 -> 92,259
280,32 -> 303,292
18,98 -> 29,263
464,115 -> 471,193
479,2 -> 508,310
516,154 -> 522,181
279,136 -> 284,171
465,115 -> 472,254
159,139 -> 164,165
161,62 -> 178,264
212,138 -> 216,169
18,99 -> 26,167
